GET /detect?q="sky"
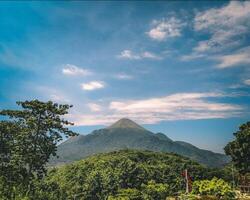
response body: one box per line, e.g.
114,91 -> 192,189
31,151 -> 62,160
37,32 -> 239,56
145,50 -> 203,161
0,1 -> 250,153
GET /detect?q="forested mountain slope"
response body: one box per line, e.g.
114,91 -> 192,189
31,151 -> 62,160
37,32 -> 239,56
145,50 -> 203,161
48,150 -> 220,199
51,118 -> 229,167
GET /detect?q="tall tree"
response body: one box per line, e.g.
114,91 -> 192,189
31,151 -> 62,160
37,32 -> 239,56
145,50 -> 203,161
0,100 -> 78,198
224,121 -> 250,175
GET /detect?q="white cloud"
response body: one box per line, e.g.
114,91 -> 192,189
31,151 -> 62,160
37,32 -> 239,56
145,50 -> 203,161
216,47 -> 250,68
109,93 -> 238,113
244,79 -> 250,85
67,92 -> 243,126
118,50 -> 140,60
194,1 -> 250,31
35,86 -> 70,103
87,103 -> 102,112
228,84 -> 243,89
194,1 -> 250,53
81,81 -> 105,91
118,50 -> 162,60
141,51 -> 162,60
147,17 -> 184,41
62,64 -> 91,76
115,73 -> 133,80
180,53 -> 205,61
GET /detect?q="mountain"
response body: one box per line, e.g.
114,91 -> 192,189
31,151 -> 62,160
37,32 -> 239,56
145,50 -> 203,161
51,118 -> 229,167
108,118 -> 145,130
47,150 -> 225,199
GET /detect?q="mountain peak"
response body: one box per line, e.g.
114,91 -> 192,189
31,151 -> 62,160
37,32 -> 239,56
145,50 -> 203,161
107,118 -> 145,130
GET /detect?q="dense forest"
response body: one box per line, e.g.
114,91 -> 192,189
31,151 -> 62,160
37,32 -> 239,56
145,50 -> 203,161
0,100 -> 249,200
42,150 -> 235,200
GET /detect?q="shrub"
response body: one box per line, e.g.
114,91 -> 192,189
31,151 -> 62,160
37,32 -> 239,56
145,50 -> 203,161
142,180 -> 169,200
191,178 -> 236,199
108,188 -> 143,200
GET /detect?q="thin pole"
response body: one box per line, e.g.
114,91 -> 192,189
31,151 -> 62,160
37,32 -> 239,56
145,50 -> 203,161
185,169 -> 189,193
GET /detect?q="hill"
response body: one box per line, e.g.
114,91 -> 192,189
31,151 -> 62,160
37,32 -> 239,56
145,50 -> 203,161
51,118 -> 229,167
47,150 -> 214,199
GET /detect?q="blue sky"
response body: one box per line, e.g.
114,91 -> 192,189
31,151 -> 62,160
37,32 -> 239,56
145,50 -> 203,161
0,1 -> 250,153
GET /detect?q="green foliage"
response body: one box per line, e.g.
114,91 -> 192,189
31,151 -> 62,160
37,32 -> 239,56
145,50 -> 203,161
0,100 -> 77,199
141,180 -> 169,200
108,180 -> 170,200
224,121 -> 250,175
53,122 -> 229,167
108,188 -> 143,200
191,177 -> 236,199
46,149 -> 215,200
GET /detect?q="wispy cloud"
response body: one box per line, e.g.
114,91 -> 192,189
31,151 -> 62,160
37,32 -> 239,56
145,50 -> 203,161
35,86 -> 70,103
216,47 -> 250,68
62,64 -> 92,76
81,81 -> 105,91
118,50 -> 162,60
141,51 -> 162,59
115,73 -> 133,80
180,53 -> 205,61
68,92 -> 243,126
118,50 -> 140,60
194,1 -> 250,53
244,79 -> 250,86
182,2 -> 250,64
87,103 -> 102,112
147,17 -> 185,41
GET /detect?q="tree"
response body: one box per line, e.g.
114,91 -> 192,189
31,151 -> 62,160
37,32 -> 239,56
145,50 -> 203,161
0,121 -> 29,199
0,100 -> 78,198
224,121 -> 250,175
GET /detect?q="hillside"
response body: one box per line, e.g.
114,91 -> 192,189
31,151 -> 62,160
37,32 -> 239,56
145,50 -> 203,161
51,118 -> 229,167
47,150 -> 213,199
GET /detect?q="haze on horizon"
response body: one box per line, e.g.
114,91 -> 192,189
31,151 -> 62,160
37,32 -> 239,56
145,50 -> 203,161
0,1 -> 250,153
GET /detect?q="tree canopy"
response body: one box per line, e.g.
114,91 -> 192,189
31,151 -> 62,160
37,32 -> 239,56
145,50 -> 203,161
0,100 -> 77,199
44,149 -> 230,200
224,121 -> 250,175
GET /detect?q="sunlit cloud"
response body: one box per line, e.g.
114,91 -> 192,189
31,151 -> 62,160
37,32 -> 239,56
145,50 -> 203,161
87,103 -> 102,112
194,1 -> 250,53
181,2 -> 250,63
244,79 -> 250,86
81,81 -> 105,91
67,92 -> 243,126
118,50 -> 162,60
147,17 -> 185,41
62,64 -> 92,76
180,53 -> 205,61
216,47 -> 250,68
115,73 -> 133,80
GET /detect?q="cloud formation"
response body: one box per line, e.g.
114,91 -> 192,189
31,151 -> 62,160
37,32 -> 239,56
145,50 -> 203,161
194,1 -> 250,53
216,47 -> 250,68
62,64 -> 91,76
81,81 -> 105,91
244,79 -> 250,86
115,73 -> 133,80
68,92 -> 243,126
147,17 -> 184,41
87,103 -> 102,112
118,50 -> 162,60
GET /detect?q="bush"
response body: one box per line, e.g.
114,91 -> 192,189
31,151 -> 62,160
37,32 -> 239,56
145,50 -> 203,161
108,188 -> 142,200
191,178 -> 236,199
142,180 -> 169,200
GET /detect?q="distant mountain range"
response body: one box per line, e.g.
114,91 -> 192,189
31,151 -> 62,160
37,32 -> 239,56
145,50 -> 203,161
51,118 -> 230,167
